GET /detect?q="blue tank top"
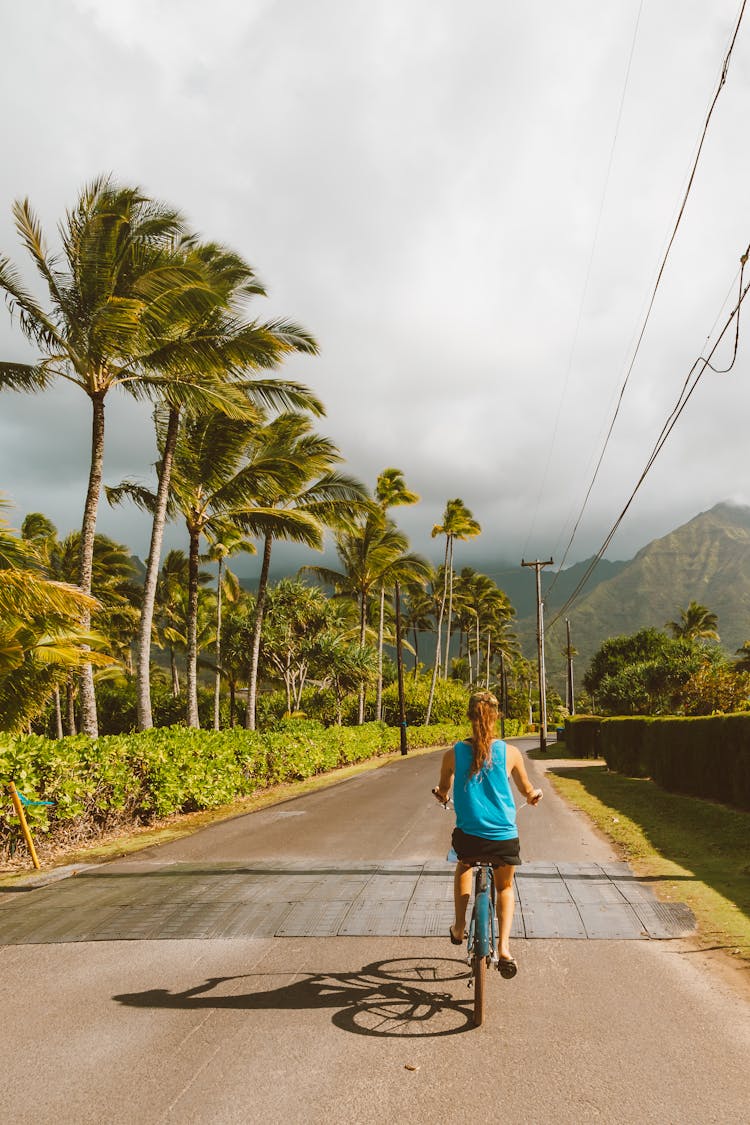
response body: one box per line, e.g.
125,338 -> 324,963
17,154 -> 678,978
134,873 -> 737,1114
452,739 -> 517,840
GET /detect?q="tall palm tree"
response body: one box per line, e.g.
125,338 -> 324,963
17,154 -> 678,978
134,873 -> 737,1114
666,601 -> 720,642
425,499 -> 481,723
204,524 -> 254,730
239,414 -> 368,729
400,582 -> 435,678
108,236 -> 319,730
0,178 -> 227,735
306,513 -> 417,723
373,469 -> 420,720
152,550 -> 211,698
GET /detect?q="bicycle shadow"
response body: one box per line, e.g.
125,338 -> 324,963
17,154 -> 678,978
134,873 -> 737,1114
113,957 -> 476,1037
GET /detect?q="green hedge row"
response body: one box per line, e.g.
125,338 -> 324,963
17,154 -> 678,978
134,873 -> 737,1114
563,716 -> 603,758
565,714 -> 750,810
0,721 -> 466,860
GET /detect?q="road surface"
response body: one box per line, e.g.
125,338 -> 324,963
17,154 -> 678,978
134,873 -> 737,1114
1,739 -> 748,1124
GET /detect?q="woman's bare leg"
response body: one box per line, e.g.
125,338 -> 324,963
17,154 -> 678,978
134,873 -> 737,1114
452,861 -> 473,941
493,864 -> 515,960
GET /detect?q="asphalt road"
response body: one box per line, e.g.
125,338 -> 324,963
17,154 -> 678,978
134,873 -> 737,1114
2,740 -> 748,1124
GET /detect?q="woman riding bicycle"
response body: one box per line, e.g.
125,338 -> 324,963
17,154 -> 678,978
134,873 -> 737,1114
432,690 -> 542,977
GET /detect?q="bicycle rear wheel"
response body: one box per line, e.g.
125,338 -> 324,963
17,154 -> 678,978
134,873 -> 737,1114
472,953 -> 486,1026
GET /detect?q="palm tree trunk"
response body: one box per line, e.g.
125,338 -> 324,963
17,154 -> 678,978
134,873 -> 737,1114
186,525 -> 201,728
357,590 -> 367,724
425,546 -> 450,725
170,649 -> 180,697
229,679 -> 236,726
78,391 -> 106,737
136,405 -> 180,731
213,555 -> 224,731
376,584 -> 385,721
53,686 -> 63,740
485,632 -> 491,688
443,538 -> 454,677
475,614 -> 481,686
412,627 -> 419,678
66,674 -> 77,736
246,535 -> 273,731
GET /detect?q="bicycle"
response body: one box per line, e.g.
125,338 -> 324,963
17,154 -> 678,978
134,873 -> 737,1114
432,789 -> 498,1026
465,860 -> 497,1027
432,787 -> 538,1027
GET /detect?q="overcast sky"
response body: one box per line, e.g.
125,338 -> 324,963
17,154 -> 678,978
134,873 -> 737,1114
2,0 -> 750,579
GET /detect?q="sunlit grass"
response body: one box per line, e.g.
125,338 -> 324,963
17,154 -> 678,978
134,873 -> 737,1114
548,764 -> 750,964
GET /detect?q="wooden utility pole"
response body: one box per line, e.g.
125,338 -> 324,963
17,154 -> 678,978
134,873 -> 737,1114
394,580 -> 408,755
521,558 -> 553,752
565,617 -> 575,716
499,649 -> 507,739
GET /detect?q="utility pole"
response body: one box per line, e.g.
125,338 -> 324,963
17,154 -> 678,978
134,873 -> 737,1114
394,580 -> 408,755
522,558 -> 553,752
499,649 -> 507,739
565,617 -> 575,716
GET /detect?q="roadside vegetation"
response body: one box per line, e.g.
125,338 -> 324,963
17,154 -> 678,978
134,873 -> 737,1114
0,719 -> 469,867
0,177 -> 534,744
548,761 -> 750,964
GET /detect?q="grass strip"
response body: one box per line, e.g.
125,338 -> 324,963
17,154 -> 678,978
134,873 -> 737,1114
547,763 -> 750,964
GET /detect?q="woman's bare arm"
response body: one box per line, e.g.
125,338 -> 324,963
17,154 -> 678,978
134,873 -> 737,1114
507,743 -> 543,804
433,747 -> 455,803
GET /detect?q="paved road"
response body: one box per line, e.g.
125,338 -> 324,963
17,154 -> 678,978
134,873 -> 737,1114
2,740 -> 748,1124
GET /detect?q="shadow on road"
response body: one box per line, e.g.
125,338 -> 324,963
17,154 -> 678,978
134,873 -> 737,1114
113,957 -> 478,1037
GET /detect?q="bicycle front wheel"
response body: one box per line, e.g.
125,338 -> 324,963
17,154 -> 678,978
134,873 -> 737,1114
472,954 -> 486,1026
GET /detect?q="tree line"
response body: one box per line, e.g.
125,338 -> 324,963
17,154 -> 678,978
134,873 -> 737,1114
0,178 -> 525,737
582,601 -> 750,716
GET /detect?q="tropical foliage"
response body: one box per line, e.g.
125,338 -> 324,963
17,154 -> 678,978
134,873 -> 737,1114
0,179 -> 522,739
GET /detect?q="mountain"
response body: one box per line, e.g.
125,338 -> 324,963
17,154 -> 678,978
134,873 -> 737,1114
519,503 -> 750,690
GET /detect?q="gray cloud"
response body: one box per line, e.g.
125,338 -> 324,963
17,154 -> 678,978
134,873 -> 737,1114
2,0 -> 749,584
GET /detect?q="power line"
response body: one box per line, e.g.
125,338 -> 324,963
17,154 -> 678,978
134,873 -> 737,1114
547,245 -> 750,631
544,0 -> 747,597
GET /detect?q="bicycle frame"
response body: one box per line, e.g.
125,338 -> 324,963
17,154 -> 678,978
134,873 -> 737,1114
467,863 -> 497,964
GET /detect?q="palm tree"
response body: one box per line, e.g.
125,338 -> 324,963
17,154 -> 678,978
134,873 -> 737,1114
306,513 -> 417,723
204,524 -> 254,730
373,469 -> 420,720
152,550 -> 212,698
425,499 -> 481,723
0,502 -> 111,734
241,413 -> 369,730
400,582 -> 435,678
107,236 -> 319,730
0,178 -> 227,735
166,410 -> 319,726
666,601 -> 720,642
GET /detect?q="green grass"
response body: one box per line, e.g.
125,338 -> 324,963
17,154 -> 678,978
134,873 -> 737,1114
527,740 -> 598,762
548,764 -> 750,964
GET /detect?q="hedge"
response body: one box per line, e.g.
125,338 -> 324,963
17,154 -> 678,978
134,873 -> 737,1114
593,714 -> 750,811
0,720 -> 466,862
563,716 -> 603,759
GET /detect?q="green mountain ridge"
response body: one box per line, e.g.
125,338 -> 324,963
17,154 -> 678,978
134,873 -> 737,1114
520,502 -> 750,692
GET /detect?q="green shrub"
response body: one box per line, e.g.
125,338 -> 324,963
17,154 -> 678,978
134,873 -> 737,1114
0,719 -> 466,861
564,716 -> 602,758
598,713 -> 750,810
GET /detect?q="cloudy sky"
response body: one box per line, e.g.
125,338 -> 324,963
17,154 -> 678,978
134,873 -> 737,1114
2,0 -> 750,580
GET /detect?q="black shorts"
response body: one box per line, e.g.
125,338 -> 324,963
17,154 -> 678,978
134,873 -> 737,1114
452,827 -> 521,867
